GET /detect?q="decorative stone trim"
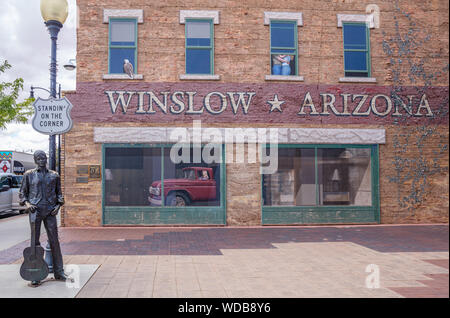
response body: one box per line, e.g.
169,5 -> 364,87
264,12 -> 303,26
265,75 -> 304,82
94,127 -> 386,145
288,128 -> 385,144
339,77 -> 377,83
337,14 -> 374,28
179,10 -> 220,24
102,74 -> 143,80
179,74 -> 220,81
103,9 -> 144,23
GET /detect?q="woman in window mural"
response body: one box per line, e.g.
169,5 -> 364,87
272,54 -> 293,75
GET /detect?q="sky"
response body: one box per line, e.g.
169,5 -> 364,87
0,0 -> 77,154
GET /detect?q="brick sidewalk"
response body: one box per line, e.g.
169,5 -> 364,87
2,224 -> 448,298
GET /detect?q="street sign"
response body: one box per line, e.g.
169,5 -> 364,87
32,97 -> 73,135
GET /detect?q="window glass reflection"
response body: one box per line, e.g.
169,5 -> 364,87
318,148 -> 371,206
160,146 -> 221,207
105,148 -> 161,206
263,147 -> 372,207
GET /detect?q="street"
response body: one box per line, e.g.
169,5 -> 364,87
0,218 -> 448,298
0,213 -> 30,251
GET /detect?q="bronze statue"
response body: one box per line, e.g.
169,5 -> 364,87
19,150 -> 68,285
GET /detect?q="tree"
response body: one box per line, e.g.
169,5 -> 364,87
0,60 -> 34,129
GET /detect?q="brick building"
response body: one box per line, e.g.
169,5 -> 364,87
62,0 -> 449,226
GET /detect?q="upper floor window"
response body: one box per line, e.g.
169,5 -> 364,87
108,18 -> 137,74
185,19 -> 214,75
337,13 -> 376,83
270,21 -> 297,76
102,9 -> 143,80
343,22 -> 370,77
264,12 -> 303,81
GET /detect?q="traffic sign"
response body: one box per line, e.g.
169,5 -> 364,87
32,97 -> 73,135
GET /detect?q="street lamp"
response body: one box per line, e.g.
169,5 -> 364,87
63,59 -> 76,71
29,84 -> 62,99
40,0 -> 68,171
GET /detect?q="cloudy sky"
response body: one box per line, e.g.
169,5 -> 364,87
0,0 -> 77,153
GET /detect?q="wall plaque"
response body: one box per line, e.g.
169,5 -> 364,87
76,165 -> 89,175
89,165 -> 101,180
76,176 -> 89,184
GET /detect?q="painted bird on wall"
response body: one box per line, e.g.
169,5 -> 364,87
123,59 -> 134,79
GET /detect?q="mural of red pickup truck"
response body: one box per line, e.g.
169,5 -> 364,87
148,167 -> 216,206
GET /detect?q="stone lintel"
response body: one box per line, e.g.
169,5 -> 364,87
94,127 -> 386,144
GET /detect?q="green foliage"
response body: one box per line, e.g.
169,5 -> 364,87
0,60 -> 34,129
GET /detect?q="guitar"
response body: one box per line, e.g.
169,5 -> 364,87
20,212 -> 49,282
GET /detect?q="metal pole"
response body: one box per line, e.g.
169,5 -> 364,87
45,20 -> 63,171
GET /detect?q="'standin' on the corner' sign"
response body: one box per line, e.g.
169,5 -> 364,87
32,97 -> 74,135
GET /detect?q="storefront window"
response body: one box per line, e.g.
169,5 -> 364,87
104,145 -> 222,208
263,146 -> 373,207
318,148 -> 371,206
263,148 -> 315,206
162,146 -> 221,207
104,147 -> 161,206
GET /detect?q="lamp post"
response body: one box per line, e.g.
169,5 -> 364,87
40,0 -> 68,171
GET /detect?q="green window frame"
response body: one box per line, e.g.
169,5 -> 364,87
342,22 -> 371,77
101,143 -> 226,225
108,18 -> 138,74
261,144 -> 380,225
185,18 -> 214,75
270,20 -> 298,76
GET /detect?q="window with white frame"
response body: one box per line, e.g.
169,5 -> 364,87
103,9 -> 143,80
264,12 -> 304,81
337,14 -> 376,82
180,10 -> 220,80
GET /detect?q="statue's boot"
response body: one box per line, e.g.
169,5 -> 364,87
54,272 -> 69,281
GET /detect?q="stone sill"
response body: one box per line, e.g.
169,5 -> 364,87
338,77 -> 377,83
265,75 -> 304,81
179,74 -> 220,80
102,74 -> 143,80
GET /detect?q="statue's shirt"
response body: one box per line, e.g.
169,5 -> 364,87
19,167 -> 64,210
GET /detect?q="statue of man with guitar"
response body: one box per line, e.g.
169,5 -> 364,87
19,150 -> 68,286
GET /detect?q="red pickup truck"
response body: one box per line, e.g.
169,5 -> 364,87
148,167 -> 216,206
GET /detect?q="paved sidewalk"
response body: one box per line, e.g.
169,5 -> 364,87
1,224 -> 448,298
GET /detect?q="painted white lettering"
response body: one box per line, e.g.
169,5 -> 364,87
227,92 -> 255,114
392,95 -> 414,116
320,93 -> 342,115
148,91 -> 169,114
105,91 -> 135,114
371,94 -> 392,117
204,92 -> 227,114
352,94 -> 370,116
415,94 -> 433,117
170,91 -> 185,114
185,91 -> 203,114
340,94 -> 352,115
298,92 -> 319,115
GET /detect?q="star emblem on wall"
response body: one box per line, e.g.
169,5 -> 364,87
267,94 -> 285,112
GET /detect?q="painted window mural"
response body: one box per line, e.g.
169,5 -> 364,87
104,145 -> 222,207
270,21 -> 297,76
343,22 -> 370,77
185,19 -> 214,74
262,146 -> 373,206
108,18 -> 137,74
